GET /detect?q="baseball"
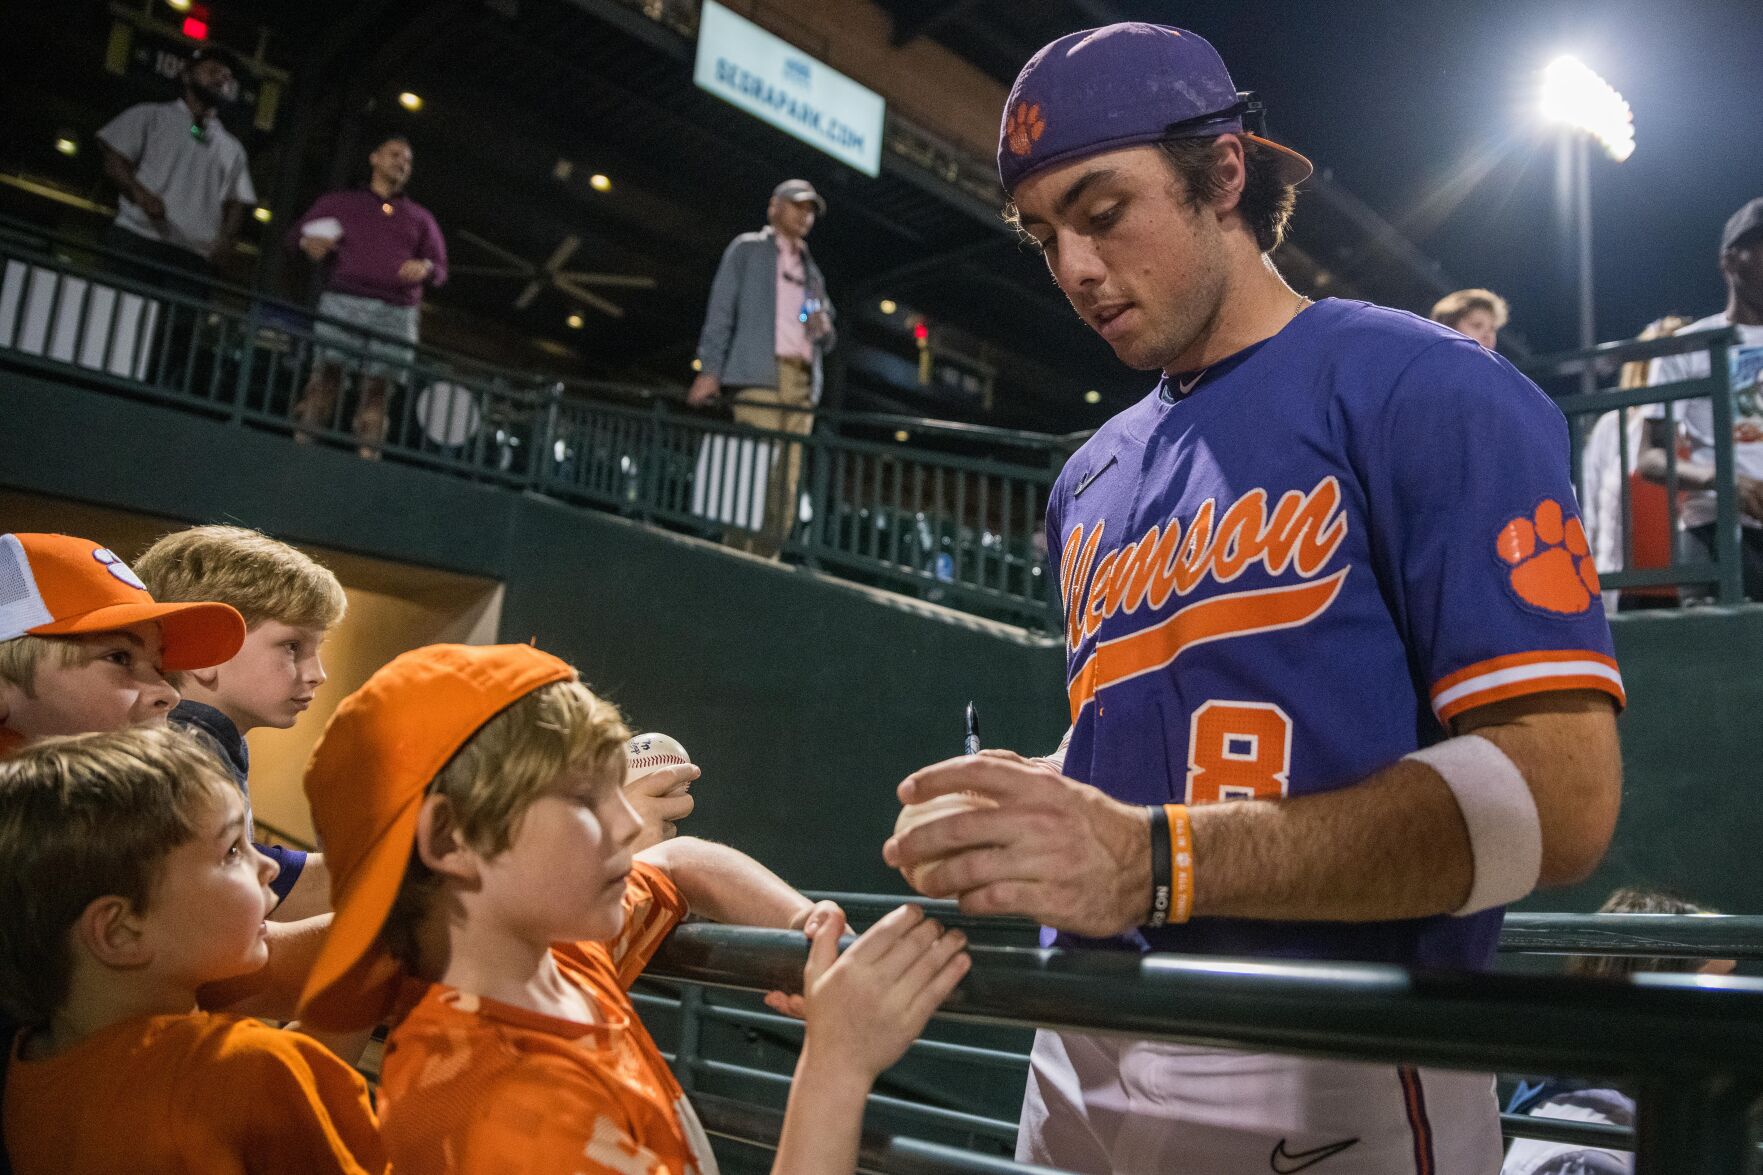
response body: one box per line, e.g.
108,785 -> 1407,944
893,791 -> 997,893
625,733 -> 692,789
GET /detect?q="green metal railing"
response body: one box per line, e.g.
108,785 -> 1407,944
1523,328 -> 1748,606
642,922 -> 1763,1175
0,222 -> 1073,632
7,216 -> 1754,623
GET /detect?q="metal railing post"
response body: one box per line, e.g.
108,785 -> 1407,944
1705,337 -> 1745,606
675,985 -> 703,1095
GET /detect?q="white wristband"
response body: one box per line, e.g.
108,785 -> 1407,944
1404,735 -> 1541,916
1037,725 -> 1074,773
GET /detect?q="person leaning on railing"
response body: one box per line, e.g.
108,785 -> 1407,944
687,179 -> 837,560
287,135 -> 448,461
1581,316 -> 1690,612
1636,196 -> 1763,602
887,22 -> 1626,1175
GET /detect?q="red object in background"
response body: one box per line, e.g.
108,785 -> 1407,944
182,3 -> 210,40
912,321 -> 929,343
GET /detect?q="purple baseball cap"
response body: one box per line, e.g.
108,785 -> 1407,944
997,23 -> 1314,196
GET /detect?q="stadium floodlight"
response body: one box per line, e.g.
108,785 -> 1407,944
1540,55 -> 1635,162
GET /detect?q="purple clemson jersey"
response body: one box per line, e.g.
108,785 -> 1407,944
1047,299 -> 1624,969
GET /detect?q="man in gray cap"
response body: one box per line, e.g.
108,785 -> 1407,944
888,22 -> 1623,1173
689,179 -> 837,559
1639,195 -> 1763,601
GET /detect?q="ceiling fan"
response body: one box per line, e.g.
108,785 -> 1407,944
451,230 -> 657,319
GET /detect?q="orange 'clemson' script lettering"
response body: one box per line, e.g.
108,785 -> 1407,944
1061,478 -> 1352,718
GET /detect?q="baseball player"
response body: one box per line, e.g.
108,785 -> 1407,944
885,24 -> 1625,1174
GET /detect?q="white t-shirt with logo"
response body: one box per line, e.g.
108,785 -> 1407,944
1644,313 -> 1763,529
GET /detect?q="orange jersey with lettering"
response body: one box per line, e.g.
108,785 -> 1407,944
2,1013 -> 386,1174
377,862 -> 718,1175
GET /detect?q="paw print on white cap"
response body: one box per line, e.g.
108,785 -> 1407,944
91,548 -> 147,591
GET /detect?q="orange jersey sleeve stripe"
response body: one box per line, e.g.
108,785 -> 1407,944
1429,649 -> 1621,696
1433,670 -> 1626,725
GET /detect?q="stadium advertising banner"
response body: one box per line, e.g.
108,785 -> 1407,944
693,0 -> 886,177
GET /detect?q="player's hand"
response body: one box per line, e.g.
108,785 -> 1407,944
299,235 -> 336,262
136,189 -> 167,222
623,764 -> 698,853
686,373 -> 720,406
1738,474 -> 1763,524
798,904 -> 968,1081
762,900 -> 845,1018
885,749 -> 1152,937
398,258 -> 433,283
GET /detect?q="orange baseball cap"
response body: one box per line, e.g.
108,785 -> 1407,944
0,533 -> 244,671
297,642 -> 577,1030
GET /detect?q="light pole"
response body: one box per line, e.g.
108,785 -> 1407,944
1540,55 -> 1634,390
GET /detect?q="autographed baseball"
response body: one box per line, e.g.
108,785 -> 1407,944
625,733 -> 692,788
893,791 -> 997,893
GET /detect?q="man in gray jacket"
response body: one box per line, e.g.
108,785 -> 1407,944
688,179 -> 837,558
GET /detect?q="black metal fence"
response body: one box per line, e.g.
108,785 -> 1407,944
642,919 -> 1763,1175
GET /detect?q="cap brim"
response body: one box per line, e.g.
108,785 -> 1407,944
297,790 -> 424,1030
1246,134 -> 1314,186
33,601 -> 245,671
789,195 -> 826,214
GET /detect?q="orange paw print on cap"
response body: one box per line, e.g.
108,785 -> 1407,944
1496,499 -> 1600,615
1006,101 -> 1046,157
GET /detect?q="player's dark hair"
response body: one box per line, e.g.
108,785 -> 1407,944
1158,135 -> 1296,255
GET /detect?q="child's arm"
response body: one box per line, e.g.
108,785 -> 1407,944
772,905 -> 970,1175
270,852 -> 331,922
635,836 -> 813,929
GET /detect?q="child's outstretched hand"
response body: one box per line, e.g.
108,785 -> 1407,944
763,901 -> 846,1018
798,904 -> 969,1082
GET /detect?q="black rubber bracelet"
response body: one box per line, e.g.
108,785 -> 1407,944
1144,803 -> 1172,929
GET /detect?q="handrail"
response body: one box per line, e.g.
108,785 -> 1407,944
804,892 -> 1763,960
650,925 -> 1763,1173
653,925 -> 1763,1076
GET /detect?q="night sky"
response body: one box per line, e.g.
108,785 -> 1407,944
1113,0 -> 1762,353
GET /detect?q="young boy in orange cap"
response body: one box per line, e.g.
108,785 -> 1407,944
298,642 -> 970,1174
0,532 -> 244,756
0,726 -> 386,1174
0,532 -> 326,1024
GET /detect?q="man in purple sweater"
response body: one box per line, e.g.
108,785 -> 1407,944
289,135 -> 448,458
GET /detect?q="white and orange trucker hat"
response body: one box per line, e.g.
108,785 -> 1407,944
0,533 -> 245,671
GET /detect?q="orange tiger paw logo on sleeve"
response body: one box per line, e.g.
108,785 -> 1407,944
1496,498 -> 1601,614
1006,101 -> 1047,156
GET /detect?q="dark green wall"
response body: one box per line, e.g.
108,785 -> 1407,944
5,375 -> 1758,910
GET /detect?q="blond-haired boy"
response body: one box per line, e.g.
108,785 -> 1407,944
0,726 -> 386,1174
134,525 -> 346,918
299,643 -> 969,1174
0,533 -> 244,757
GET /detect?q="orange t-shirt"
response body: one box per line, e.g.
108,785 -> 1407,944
378,862 -> 717,1175
2,1012 -> 386,1174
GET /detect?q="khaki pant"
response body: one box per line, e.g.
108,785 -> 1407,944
729,358 -> 815,558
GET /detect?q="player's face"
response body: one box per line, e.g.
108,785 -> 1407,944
0,624 -> 178,739
475,757 -> 643,946
207,621 -> 328,732
144,787 -> 278,987
1013,144 -> 1230,374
